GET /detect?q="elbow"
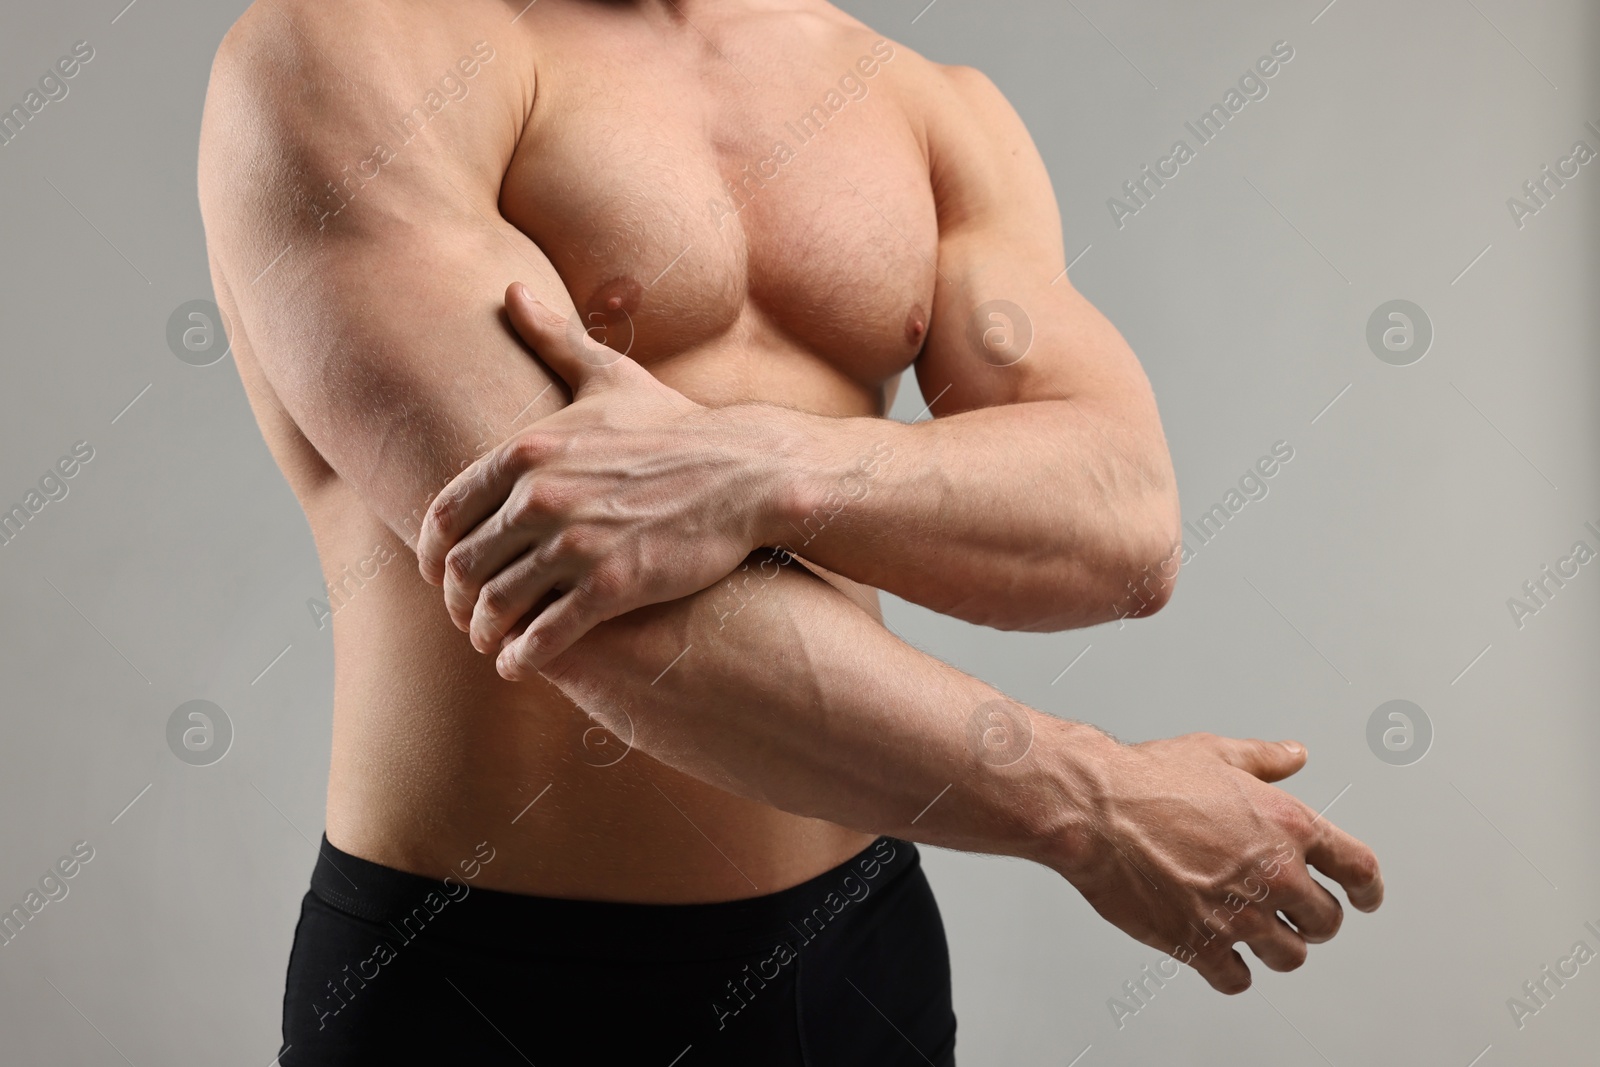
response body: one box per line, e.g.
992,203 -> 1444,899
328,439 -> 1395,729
1108,509 -> 1183,621
996,437 -> 1184,631
1119,543 -> 1180,617
1006,510 -> 1182,632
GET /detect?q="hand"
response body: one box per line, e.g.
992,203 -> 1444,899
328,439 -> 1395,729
416,283 -> 782,677
1046,729 -> 1383,994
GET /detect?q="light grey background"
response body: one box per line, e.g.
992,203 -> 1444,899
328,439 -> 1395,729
1,0 -> 1595,1064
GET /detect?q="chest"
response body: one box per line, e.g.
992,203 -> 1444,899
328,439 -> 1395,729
498,20 -> 937,392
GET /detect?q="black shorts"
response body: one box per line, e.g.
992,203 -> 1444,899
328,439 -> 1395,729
280,835 -> 957,1065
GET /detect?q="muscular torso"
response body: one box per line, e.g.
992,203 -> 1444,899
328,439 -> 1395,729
229,1 -> 940,902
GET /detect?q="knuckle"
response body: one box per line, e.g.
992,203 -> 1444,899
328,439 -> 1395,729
426,492 -> 457,533
1274,941 -> 1309,972
1348,847 -> 1381,885
510,487 -> 546,523
520,483 -> 572,523
478,579 -> 514,619
580,562 -> 627,603
1257,859 -> 1296,896
1194,913 -> 1237,945
500,644 -> 530,678
444,545 -> 476,585
510,432 -> 554,466
553,526 -> 600,564
1275,803 -> 1315,842
522,626 -> 562,663
531,537 -> 564,571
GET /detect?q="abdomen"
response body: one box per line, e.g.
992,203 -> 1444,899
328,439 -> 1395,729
306,489 -> 871,903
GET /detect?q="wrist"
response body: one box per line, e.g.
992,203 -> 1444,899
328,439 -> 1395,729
759,410 -> 901,554
751,406 -> 839,551
1016,714 -> 1120,877
706,402 -> 804,551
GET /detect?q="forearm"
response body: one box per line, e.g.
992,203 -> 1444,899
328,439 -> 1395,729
543,550 -> 1103,865
750,398 -> 1180,630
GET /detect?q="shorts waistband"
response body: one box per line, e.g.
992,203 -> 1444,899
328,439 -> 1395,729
309,834 -> 920,961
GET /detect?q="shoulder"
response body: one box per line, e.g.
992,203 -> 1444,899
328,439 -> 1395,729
202,0 -> 526,162
820,27 -> 1023,158
200,0 -> 528,233
211,0 -> 517,73
921,61 -> 1026,143
896,59 -> 1056,236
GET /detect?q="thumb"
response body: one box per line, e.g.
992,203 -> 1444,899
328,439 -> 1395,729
505,282 -> 626,392
1216,736 -> 1307,783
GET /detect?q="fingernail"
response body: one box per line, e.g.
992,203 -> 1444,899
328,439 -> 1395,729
1279,741 -> 1303,756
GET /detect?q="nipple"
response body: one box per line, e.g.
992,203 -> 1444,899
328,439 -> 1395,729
904,304 -> 928,347
588,275 -> 644,316
581,275 -> 643,354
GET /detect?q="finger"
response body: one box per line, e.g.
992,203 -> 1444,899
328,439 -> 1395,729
505,283 -> 624,392
497,613 -> 532,651
1213,736 -> 1307,783
496,584 -> 611,680
1242,915 -> 1309,973
417,448 -> 521,586
441,508 -> 540,633
1184,942 -> 1253,995
1277,873 -> 1344,945
442,511 -> 543,635
470,547 -> 564,653
1305,820 -> 1384,913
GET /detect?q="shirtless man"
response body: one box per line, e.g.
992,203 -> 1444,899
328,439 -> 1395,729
197,1 -> 1383,1063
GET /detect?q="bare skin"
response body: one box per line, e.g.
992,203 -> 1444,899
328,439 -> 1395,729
199,0 -> 1382,996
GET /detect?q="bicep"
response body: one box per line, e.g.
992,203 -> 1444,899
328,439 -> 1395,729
914,67 -> 1153,420
197,17 -> 575,545
213,220 -> 572,537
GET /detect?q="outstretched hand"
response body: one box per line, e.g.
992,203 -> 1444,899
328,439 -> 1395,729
416,283 -> 780,678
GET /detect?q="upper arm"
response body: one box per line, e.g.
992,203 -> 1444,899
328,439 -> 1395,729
198,1 -> 571,543
914,66 -> 1162,436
